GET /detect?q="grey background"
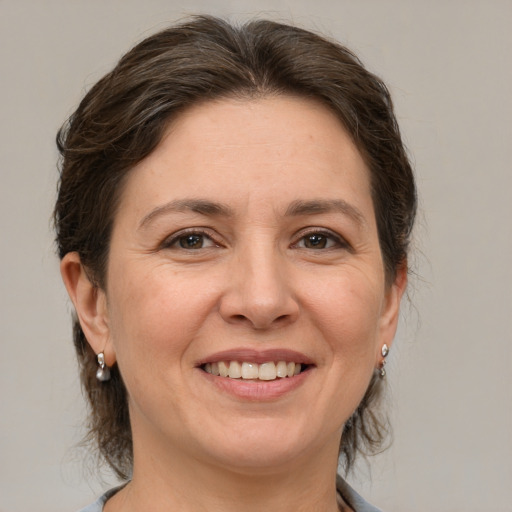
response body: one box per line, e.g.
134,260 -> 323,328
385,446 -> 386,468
1,1 -> 511,511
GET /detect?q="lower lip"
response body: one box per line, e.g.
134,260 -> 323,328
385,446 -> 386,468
198,368 -> 311,401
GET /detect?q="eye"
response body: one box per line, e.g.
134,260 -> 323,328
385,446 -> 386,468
163,230 -> 219,250
293,230 -> 348,250
301,233 -> 331,249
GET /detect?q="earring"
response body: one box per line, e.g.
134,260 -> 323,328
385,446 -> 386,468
96,352 -> 111,381
379,344 -> 389,378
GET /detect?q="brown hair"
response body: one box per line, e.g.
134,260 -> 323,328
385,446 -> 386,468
55,15 -> 416,479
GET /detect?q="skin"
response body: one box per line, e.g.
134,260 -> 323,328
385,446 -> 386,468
61,95 -> 406,512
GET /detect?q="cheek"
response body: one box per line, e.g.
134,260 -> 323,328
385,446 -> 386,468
106,263 -> 207,366
106,258 -> 232,377
104,266 -> 206,418
308,270 -> 384,362
296,272 -> 384,432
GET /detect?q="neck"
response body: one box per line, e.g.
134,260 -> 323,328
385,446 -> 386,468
106,429 -> 343,512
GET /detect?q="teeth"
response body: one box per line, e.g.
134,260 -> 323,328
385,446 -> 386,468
203,360 -> 304,380
241,362 -> 259,379
259,362 -> 276,380
228,361 -> 242,378
218,361 -> 229,377
276,361 -> 288,378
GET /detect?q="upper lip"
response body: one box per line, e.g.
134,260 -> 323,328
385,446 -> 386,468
196,348 -> 315,367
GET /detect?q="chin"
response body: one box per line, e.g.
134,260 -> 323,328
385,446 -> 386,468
207,444 -> 306,474
196,418 -> 331,473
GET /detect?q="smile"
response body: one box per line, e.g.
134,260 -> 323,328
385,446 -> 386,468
202,361 -> 305,381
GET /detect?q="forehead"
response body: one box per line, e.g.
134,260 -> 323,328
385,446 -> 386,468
162,95 -> 361,166
117,95 -> 373,221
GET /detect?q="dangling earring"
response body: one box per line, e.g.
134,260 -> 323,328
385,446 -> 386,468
379,344 -> 389,378
96,352 -> 111,381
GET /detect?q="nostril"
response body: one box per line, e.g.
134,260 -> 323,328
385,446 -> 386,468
219,287 -> 299,329
227,312 -> 291,329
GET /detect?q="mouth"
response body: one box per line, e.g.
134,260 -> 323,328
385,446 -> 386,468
201,360 -> 310,381
196,349 -> 314,400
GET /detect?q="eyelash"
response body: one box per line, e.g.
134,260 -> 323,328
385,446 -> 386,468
160,228 -> 350,252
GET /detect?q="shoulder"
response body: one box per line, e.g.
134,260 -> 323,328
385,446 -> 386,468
76,486 -> 124,512
337,475 -> 385,512
75,495 -> 105,512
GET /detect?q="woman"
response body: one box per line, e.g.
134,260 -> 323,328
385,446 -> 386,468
55,16 -> 416,512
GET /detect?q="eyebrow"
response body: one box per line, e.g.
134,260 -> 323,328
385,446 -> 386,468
139,197 -> 367,230
285,199 -> 367,227
139,199 -> 234,229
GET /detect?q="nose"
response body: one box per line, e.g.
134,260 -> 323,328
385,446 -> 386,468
219,245 -> 299,330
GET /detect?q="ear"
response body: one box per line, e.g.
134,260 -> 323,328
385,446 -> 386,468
60,252 -> 116,367
375,263 -> 408,366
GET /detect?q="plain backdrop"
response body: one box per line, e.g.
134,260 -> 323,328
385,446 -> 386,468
1,1 -> 511,511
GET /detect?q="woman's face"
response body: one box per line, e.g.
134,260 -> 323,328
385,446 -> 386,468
96,96 -> 404,471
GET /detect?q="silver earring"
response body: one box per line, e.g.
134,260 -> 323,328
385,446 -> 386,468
96,352 -> 111,381
379,344 -> 389,378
